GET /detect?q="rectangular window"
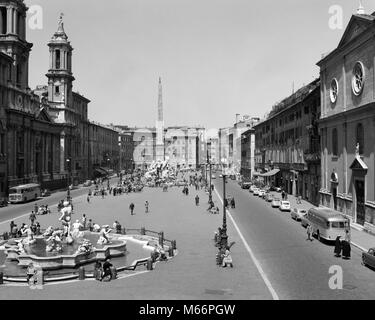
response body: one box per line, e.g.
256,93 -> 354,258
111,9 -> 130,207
55,86 -> 60,94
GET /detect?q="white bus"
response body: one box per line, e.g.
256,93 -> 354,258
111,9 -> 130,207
306,207 -> 350,242
8,183 -> 41,203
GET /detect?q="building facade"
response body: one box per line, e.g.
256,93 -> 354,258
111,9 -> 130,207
254,79 -> 321,205
317,10 -> 375,231
88,122 -> 119,178
219,116 -> 260,177
0,0 -> 69,196
240,128 -> 255,180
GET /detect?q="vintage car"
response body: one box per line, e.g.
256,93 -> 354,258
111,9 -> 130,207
258,189 -> 266,198
271,198 -> 281,208
0,197 -> 8,207
241,182 -> 252,189
41,189 -> 51,197
83,180 -> 92,187
279,201 -> 291,212
291,208 -> 308,221
265,193 -> 274,202
362,248 -> 375,270
252,188 -> 260,196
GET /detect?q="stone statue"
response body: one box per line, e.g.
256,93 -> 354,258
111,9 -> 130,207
355,142 -> 360,155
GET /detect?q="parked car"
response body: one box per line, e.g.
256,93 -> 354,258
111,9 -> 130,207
219,174 -> 223,178
211,174 -> 216,179
291,208 -> 308,221
265,193 -> 273,202
279,201 -> 291,212
258,189 -> 266,198
275,187 -> 282,192
253,188 -> 260,196
83,180 -> 92,187
362,248 -> 375,269
241,182 -> 252,189
249,185 -> 256,193
271,198 -> 281,208
0,197 -> 8,207
41,189 -> 51,197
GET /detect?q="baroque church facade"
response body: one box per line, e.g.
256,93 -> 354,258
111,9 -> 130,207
0,0 -> 118,198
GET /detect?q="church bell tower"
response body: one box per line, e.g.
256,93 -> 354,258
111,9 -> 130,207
46,14 -> 75,123
0,0 -> 32,90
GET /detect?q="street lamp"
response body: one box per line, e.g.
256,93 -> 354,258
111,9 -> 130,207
207,139 -> 212,204
220,157 -> 229,250
66,158 -> 71,200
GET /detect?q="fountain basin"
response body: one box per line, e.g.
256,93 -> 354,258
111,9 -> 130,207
4,232 -> 127,270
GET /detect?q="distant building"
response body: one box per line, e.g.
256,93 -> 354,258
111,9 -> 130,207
240,128 -> 255,180
219,116 -> 260,176
88,122 -> 119,178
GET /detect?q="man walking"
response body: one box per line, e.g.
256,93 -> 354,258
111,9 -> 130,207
195,195 -> 199,206
145,201 -> 149,213
29,211 -> 36,226
129,203 -> 135,215
306,224 -> 313,241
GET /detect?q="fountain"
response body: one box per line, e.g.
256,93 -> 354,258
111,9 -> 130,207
2,202 -> 127,270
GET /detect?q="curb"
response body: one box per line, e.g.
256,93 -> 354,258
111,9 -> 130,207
351,241 -> 367,252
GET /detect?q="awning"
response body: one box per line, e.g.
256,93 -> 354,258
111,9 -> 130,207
253,172 -> 262,176
260,169 -> 280,177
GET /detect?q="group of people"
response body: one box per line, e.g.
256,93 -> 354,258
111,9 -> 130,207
334,230 -> 352,259
94,257 -> 115,282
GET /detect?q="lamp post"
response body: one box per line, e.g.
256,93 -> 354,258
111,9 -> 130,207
66,158 -> 71,200
207,140 -> 212,204
220,158 -> 228,250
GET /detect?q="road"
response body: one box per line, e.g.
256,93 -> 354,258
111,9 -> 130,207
213,178 -> 375,300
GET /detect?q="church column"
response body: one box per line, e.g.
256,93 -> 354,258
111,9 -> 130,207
6,7 -> 12,34
60,132 -> 65,174
49,49 -> 53,70
13,8 -> 17,35
0,8 -> 3,34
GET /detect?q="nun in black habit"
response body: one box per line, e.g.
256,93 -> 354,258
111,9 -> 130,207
342,240 -> 351,259
334,236 -> 342,257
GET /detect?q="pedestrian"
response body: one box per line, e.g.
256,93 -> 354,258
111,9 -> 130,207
342,240 -> 351,259
306,224 -> 313,241
81,214 -> 87,230
334,236 -> 342,257
87,195 -> 90,203
297,195 -> 302,204
344,228 -> 351,243
231,197 -> 235,209
34,203 -> 38,214
145,201 -> 149,213
35,222 -> 41,236
101,257 -> 113,282
87,219 -> 93,232
129,203 -> 135,215
10,221 -> 16,235
29,211 -> 36,226
195,195 -> 199,206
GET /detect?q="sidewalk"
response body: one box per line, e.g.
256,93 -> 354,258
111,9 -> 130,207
269,192 -> 375,252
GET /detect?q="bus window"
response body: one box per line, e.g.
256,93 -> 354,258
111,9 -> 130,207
331,221 -> 345,228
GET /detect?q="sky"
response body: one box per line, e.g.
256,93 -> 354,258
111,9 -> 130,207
25,0 -> 375,130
